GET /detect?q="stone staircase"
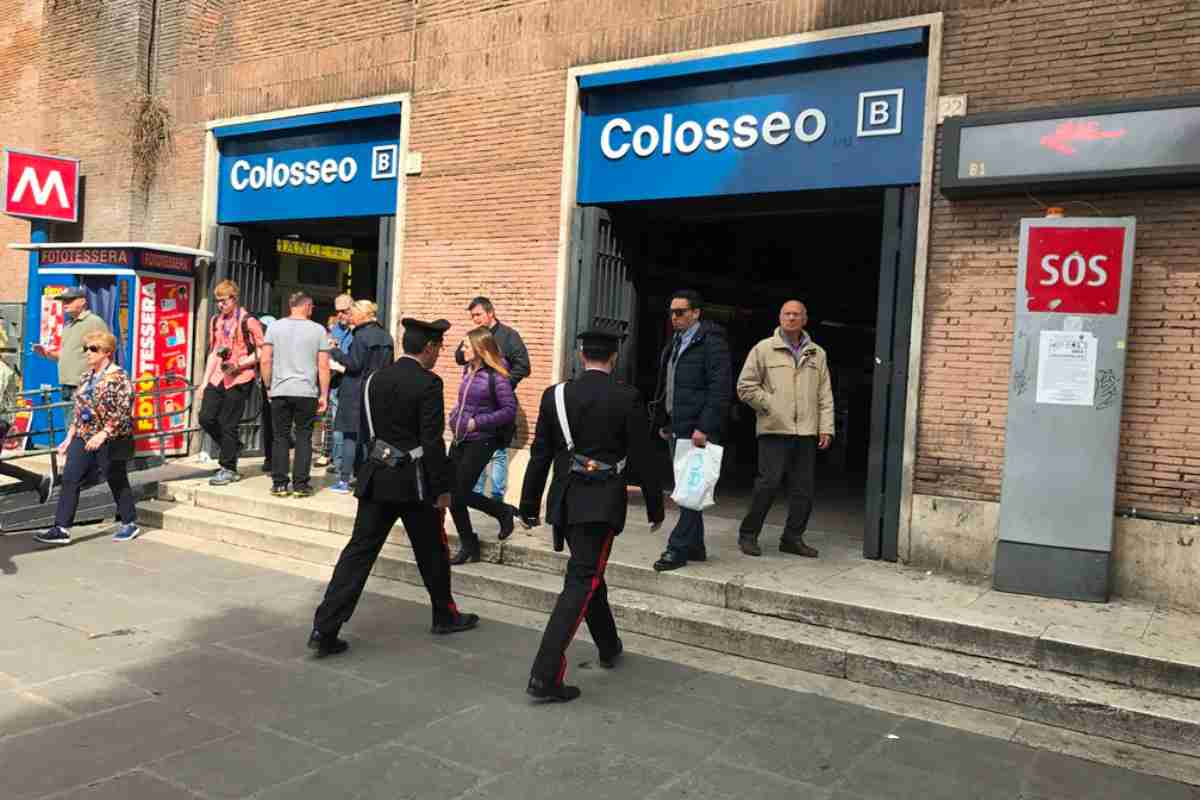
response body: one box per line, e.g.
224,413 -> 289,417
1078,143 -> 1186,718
139,473 -> 1200,779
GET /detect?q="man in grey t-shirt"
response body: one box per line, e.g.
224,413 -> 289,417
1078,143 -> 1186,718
259,292 -> 331,497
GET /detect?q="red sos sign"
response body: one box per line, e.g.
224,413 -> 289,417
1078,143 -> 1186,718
1024,225 -> 1126,314
2,149 -> 80,223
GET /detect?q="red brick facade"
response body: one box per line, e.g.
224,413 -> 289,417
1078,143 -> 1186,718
2,0 -> 1198,519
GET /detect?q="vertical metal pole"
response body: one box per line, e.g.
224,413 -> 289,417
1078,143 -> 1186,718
864,189 -> 901,559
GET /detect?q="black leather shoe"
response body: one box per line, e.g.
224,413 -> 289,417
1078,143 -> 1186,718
527,677 -> 581,703
498,505 -> 516,541
687,545 -> 707,562
431,612 -> 479,635
653,551 -> 687,572
450,546 -> 480,566
738,537 -> 763,557
780,538 -> 819,558
307,629 -> 349,658
598,639 -> 623,669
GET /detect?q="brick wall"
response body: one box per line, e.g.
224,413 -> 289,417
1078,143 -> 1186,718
919,0 -> 1200,515
4,0 -> 1198,513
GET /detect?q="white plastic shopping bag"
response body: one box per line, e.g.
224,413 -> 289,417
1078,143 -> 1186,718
670,440 -> 724,511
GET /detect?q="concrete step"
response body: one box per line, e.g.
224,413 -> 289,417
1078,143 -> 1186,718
166,483 -> 1200,704
139,498 -> 1200,760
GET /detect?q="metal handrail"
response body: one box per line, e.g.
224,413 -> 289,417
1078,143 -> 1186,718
0,372 -> 263,479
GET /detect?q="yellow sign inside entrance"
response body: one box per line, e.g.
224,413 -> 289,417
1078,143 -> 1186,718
276,239 -> 354,262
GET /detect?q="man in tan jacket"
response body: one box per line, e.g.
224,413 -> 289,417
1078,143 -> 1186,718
735,300 -> 834,558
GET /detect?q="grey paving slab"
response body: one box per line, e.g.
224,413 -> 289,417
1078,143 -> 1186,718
712,702 -> 899,788
57,770 -> 203,800
22,670 -> 153,716
1019,749 -> 1200,800
0,620 -> 185,685
468,743 -> 676,800
256,742 -> 483,800
0,687 -> 74,736
402,695 -> 580,774
0,700 -> 231,800
266,669 -> 496,755
119,645 -> 377,729
835,722 -> 1031,800
151,727 -> 340,799
651,761 -> 830,800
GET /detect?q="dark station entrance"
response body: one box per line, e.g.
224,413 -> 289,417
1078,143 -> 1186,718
566,186 -> 918,559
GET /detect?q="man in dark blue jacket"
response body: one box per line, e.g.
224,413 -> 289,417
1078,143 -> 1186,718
651,290 -> 732,571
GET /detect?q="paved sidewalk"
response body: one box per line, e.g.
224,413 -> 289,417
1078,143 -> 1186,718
161,470 -> 1200,680
1,528 -> 1196,799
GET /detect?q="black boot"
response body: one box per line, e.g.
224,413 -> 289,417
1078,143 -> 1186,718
431,612 -> 480,635
738,536 -> 762,557
450,538 -> 480,565
498,505 -> 517,541
527,677 -> 581,703
307,628 -> 349,658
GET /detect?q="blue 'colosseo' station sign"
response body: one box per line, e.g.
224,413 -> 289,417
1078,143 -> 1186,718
216,106 -> 402,224
577,50 -> 927,203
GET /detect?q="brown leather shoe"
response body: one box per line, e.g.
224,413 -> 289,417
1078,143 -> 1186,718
779,538 -> 818,558
738,537 -> 762,557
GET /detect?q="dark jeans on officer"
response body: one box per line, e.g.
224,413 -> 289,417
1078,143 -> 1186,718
198,381 -> 252,471
54,437 -> 135,528
739,434 -> 817,543
449,438 -> 508,548
270,395 -> 318,487
315,501 -> 459,634
531,523 -> 619,686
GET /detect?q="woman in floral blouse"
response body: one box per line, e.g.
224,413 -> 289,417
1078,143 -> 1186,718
36,331 -> 139,546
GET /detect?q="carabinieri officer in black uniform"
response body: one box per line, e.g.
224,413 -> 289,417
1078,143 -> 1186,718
520,329 -> 665,702
309,317 -> 479,656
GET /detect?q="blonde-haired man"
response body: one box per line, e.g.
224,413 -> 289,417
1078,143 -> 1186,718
199,280 -> 265,486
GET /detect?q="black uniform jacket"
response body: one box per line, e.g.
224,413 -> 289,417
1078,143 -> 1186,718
355,356 -> 452,505
519,369 -> 665,534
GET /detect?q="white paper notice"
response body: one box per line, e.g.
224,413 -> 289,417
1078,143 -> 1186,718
1036,331 -> 1097,406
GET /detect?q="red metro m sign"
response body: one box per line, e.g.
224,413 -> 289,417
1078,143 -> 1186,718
2,149 -> 80,223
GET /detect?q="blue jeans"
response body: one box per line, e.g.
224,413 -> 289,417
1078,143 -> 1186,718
338,432 -> 362,483
472,446 -> 508,500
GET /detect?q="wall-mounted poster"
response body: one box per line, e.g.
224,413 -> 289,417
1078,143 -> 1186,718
132,275 -> 193,455
39,285 -> 69,351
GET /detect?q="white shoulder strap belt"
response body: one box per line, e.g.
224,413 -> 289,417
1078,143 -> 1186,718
364,373 -> 424,461
554,382 -> 573,451
554,382 -> 625,473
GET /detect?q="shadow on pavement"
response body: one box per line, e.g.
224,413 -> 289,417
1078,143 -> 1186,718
0,537 -> 1195,800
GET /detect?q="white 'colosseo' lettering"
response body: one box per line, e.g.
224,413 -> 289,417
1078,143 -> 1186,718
601,109 -> 828,160
229,156 -> 359,191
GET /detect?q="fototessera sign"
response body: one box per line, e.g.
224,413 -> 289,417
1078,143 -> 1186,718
576,51 -> 927,203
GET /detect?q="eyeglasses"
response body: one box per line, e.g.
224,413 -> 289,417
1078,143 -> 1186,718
82,345 -> 106,353
215,296 -> 235,304
669,308 -> 693,317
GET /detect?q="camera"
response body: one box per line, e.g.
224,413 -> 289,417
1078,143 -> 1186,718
216,346 -> 232,360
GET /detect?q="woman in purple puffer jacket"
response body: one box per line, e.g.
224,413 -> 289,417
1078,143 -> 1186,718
447,326 -> 518,564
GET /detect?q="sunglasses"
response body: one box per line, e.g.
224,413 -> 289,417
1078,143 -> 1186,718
82,345 -> 107,353
669,308 -> 694,317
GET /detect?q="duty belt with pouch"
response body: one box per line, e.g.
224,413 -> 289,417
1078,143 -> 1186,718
364,373 -> 427,502
551,382 -> 628,552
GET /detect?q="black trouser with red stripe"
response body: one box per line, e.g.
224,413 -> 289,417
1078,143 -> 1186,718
531,523 -> 618,686
315,499 -> 459,633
